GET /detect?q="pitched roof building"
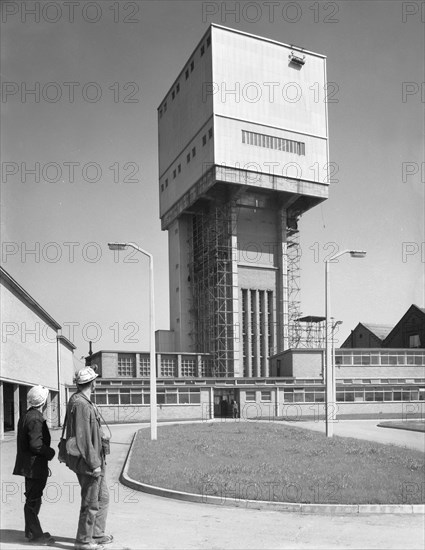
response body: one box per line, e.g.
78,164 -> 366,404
341,305 -> 425,349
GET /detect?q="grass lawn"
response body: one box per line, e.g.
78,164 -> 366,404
127,422 -> 425,505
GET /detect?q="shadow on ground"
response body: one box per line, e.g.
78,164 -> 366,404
378,421 -> 425,433
0,529 -> 75,549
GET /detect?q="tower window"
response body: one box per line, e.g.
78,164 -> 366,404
178,164 -> 181,173
207,35 -> 211,47
201,45 -> 205,56
173,169 -> 176,179
190,60 -> 194,72
242,130 -> 305,156
187,153 -> 191,163
185,69 -> 189,80
192,147 -> 196,158
165,178 -> 168,187
208,128 -> 213,139
202,135 -> 207,146
172,90 -> 175,100
176,83 -> 180,93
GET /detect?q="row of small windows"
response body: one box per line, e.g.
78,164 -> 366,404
93,388 -> 201,406
159,34 -> 211,118
282,386 -> 425,403
161,127 -> 213,192
117,354 -> 214,377
242,130 -> 306,156
335,351 -> 425,366
246,390 -> 272,402
91,385 -> 425,406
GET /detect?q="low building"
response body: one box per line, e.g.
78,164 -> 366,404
341,323 -> 393,348
383,305 -> 425,348
0,267 -> 77,438
341,305 -> 424,349
80,348 -> 425,423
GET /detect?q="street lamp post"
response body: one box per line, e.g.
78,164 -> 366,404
331,317 -> 343,427
325,250 -> 366,437
108,242 -> 157,441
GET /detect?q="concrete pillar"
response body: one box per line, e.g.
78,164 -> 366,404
275,387 -> 280,417
261,291 -> 269,377
156,353 -> 161,378
246,290 -> 252,377
269,290 -> 276,357
210,387 -> 214,419
254,290 -> 261,378
276,208 -> 288,352
135,353 -> 141,378
13,384 -> 19,432
177,354 -> 182,378
230,204 -> 240,377
196,355 -> 201,377
45,391 -> 53,428
0,381 -> 4,440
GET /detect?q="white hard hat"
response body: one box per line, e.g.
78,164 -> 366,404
27,386 -> 49,408
74,366 -> 98,385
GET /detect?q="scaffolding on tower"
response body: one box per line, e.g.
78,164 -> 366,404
188,199 -> 235,377
286,213 -> 303,348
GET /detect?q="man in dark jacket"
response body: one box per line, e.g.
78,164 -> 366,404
13,385 -> 55,546
65,367 -> 112,550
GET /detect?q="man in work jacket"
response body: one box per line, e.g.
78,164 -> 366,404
13,385 -> 56,546
65,367 -> 112,550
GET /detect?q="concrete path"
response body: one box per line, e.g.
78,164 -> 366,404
278,418 -> 425,452
1,420 -> 424,550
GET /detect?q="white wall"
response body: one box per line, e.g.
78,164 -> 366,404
1,283 -> 58,390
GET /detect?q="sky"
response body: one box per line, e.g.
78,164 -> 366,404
1,0 -> 424,359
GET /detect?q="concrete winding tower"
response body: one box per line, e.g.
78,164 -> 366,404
158,25 -> 329,378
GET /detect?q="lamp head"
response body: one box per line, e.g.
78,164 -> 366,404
349,250 -> 367,258
108,242 -> 128,251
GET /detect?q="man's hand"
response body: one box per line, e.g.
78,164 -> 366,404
92,466 -> 102,477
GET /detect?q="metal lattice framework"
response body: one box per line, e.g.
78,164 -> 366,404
189,201 -> 235,376
286,215 -> 303,348
295,316 -> 326,348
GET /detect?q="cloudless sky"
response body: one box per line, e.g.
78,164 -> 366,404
1,0 -> 424,358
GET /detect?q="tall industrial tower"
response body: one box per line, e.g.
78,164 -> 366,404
158,25 -> 329,378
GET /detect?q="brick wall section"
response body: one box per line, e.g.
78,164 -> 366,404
101,353 -> 118,378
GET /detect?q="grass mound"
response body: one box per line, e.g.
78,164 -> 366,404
127,422 -> 424,505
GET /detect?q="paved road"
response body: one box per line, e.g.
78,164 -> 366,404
1,420 -> 424,550
278,418 -> 425,452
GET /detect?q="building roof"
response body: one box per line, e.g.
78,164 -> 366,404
158,23 -> 326,109
383,304 -> 425,345
361,323 -> 394,341
0,266 -> 61,331
58,334 -> 76,351
296,316 -> 326,323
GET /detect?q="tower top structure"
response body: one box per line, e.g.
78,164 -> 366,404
158,24 -> 329,230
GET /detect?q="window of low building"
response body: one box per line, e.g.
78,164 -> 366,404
245,390 -> 256,402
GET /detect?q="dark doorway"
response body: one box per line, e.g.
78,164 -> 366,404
3,383 -> 15,431
214,389 -> 239,418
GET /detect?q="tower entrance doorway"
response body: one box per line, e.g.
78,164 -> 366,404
213,388 -> 239,418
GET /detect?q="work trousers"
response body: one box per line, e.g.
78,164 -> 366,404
24,476 -> 48,539
76,473 -> 109,544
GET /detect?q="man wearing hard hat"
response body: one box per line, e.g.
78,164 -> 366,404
13,385 -> 56,546
64,367 -> 112,550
